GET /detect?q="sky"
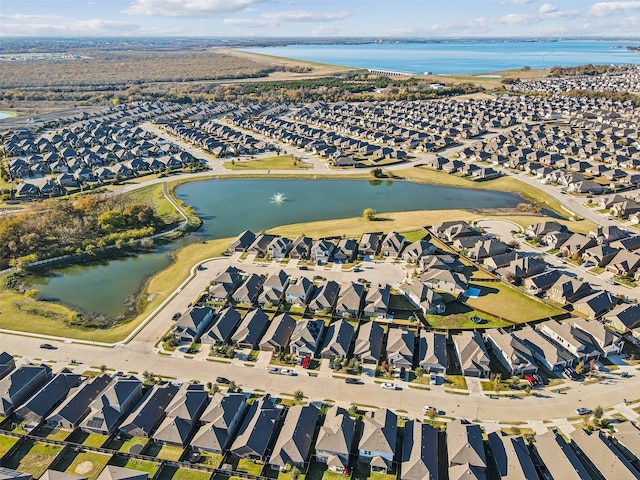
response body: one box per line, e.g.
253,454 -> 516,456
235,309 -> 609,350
1,0 -> 640,38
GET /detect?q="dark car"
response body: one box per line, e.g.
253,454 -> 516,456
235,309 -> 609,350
172,312 -> 181,321
216,376 -> 230,384
40,343 -> 56,349
345,378 -> 361,384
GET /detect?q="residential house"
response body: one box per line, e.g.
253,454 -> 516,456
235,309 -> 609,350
231,273 -> 264,305
80,376 -> 143,435
95,466 -> 148,480
173,306 -> 214,342
420,268 -> 469,296
308,280 -> 340,314
589,225 -> 630,245
334,282 -> 365,318
526,221 -> 568,238
610,235 -> 640,251
286,277 -> 314,307
386,329 -> 415,372
333,239 -> 358,264
232,308 -> 270,349
201,307 -> 243,345
46,374 -> 112,430
572,290 -> 618,320
570,429 -> 640,480
0,468 -> 32,480
485,330 -> 537,376
418,331 -> 448,374
452,331 -> 490,377
402,239 -> 436,263
447,420 -> 487,476
401,421 -> 438,480
258,270 -> 289,307
467,238 -> 509,260
515,326 -> 575,371
289,236 -> 313,259
269,404 -> 320,471
209,267 -> 242,302
497,256 -> 546,281
15,370 -> 81,426
321,320 -> 355,361
247,234 -> 277,256
487,433 -> 538,480
267,237 -> 292,260
611,422 -> 640,466
0,352 -> 15,381
380,232 -> 406,258
289,318 -> 325,358
311,239 -> 334,264
363,284 -> 390,319
354,321 -> 384,365
608,250 -> 640,275
544,231 -> 572,249
483,251 -> 518,271
0,364 -> 53,417
523,269 -> 563,294
582,244 -> 619,267
229,230 -> 256,252
358,408 -> 397,473
604,303 -> 640,332
153,384 -> 209,446
571,317 -> 623,357
259,313 -> 296,352
230,396 -> 282,461
537,320 -> 599,363
398,281 -> 445,315
560,234 -> 597,258
358,233 -> 380,257
548,275 -> 592,304
191,392 -> 249,454
315,406 -> 355,474
119,383 -> 179,438
533,430 -> 590,480
40,471 -> 86,480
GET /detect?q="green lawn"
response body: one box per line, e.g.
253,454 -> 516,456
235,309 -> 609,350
156,466 -> 213,480
0,434 -> 19,458
198,452 -> 223,468
2,440 -> 63,478
118,436 -> 148,453
224,154 -> 312,171
63,451 -> 112,480
82,433 -> 109,448
444,375 -> 468,390
465,282 -> 563,323
121,183 -> 182,225
237,458 -> 264,476
424,301 -> 511,330
108,455 -> 160,477
45,428 -> 72,442
155,444 -> 185,461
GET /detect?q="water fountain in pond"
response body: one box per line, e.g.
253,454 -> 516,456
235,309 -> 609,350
270,192 -> 287,204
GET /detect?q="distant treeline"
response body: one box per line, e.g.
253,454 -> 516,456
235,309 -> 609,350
549,64 -> 632,77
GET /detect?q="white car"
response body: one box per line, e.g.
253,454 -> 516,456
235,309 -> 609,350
267,367 -> 280,374
423,405 -> 445,415
381,382 -> 397,390
280,369 -> 297,376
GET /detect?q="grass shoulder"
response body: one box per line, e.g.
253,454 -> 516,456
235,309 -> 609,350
223,154 -> 312,171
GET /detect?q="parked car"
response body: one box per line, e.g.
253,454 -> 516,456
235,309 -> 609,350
422,405 -> 444,415
576,407 -> 592,415
381,383 -> 397,390
40,343 -> 56,350
280,369 -> 297,376
564,367 -> 577,380
216,377 -> 230,384
267,367 -> 280,374
533,374 -> 544,385
171,312 -> 181,321
525,374 -> 536,386
429,372 -> 438,385
301,357 -> 311,369
345,378 -> 362,385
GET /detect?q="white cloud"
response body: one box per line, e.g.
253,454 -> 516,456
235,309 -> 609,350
501,0 -> 534,4
538,3 -> 558,14
0,13 -> 64,20
589,1 -> 640,17
224,9 -> 350,29
1,19 -> 142,36
123,0 -> 266,17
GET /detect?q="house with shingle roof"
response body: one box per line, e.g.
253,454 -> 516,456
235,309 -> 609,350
358,233 -> 380,257
173,306 -> 214,343
402,239 -> 436,263
320,320 -> 354,361
201,307 -> 243,345
487,432 -> 538,480
286,277 -> 314,307
611,421 -> 640,465
571,317 -> 623,357
289,236 -> 313,259
515,326 -> 574,371
398,281 -> 445,315
0,364 -> 53,417
0,353 -> 15,382
400,421 -> 438,480
358,408 -> 397,473
380,232 -> 405,258
386,329 -> 415,372
418,331 -> 447,373
570,429 -> 640,480
96,466 -> 148,480
532,430 -> 590,480
259,313 -> 296,352
15,370 -> 81,426
0,468 -> 33,480
572,290 -> 618,319
191,391 -> 248,454
548,274 -> 592,304
315,406 -> 355,473
452,331 -> 490,378
289,318 -> 325,359
334,282 -> 365,318
447,419 -> 487,472
229,230 -> 256,252
119,383 -> 178,438
604,303 -> 640,332
231,273 -> 264,305
153,383 -> 209,446
232,308 -> 270,349
485,330 -> 537,376
230,396 -> 282,461
40,470 -> 86,480
354,321 -> 384,365
80,376 -> 143,435
46,374 -> 111,430
308,280 -> 340,314
269,404 -> 320,471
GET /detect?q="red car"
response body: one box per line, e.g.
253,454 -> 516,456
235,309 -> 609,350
301,357 -> 311,369
525,374 -> 536,386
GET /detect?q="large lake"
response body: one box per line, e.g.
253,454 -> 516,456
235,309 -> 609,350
240,40 -> 640,74
30,179 -> 524,317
